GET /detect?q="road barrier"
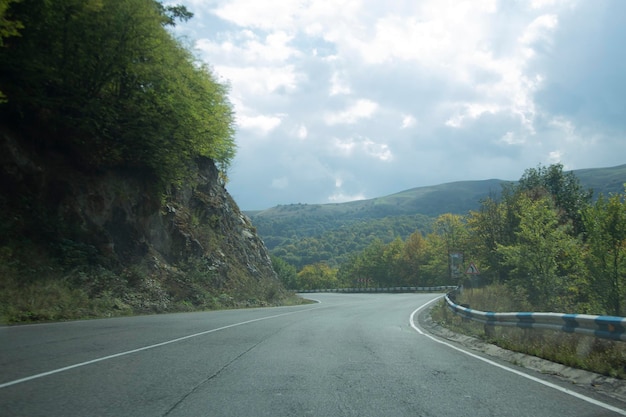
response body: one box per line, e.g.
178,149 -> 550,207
298,286 -> 457,294
444,290 -> 626,342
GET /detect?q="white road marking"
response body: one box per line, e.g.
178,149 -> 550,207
410,298 -> 626,416
0,306 -> 321,389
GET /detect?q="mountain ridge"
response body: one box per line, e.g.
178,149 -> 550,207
246,164 -> 626,269
247,164 -> 626,219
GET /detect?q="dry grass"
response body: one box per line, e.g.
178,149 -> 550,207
431,285 -> 626,379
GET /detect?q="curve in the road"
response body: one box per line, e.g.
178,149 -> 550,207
410,297 -> 626,416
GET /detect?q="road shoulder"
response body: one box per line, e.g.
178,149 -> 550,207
417,303 -> 626,404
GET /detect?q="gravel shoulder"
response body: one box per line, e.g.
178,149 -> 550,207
418,304 -> 626,404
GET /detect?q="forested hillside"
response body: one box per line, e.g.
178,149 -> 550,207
0,0 -> 290,323
253,165 -> 626,270
271,163 -> 626,319
0,0 -> 234,181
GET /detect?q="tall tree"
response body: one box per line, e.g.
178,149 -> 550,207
271,256 -> 297,290
0,0 -> 235,184
401,230 -> 427,286
467,195 -> 510,283
381,237 -> 404,287
420,232 -> 449,286
432,214 -> 469,282
296,263 -> 338,290
517,163 -> 592,236
0,0 -> 22,102
583,191 -> 626,315
496,194 -> 583,310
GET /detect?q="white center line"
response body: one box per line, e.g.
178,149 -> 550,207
0,306 -> 321,389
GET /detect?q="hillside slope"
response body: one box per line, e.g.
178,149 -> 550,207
247,178 -> 506,222
248,165 -> 626,268
0,128 -> 286,323
0,0 -> 292,323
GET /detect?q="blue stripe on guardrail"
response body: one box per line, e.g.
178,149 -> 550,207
297,286 -> 457,294
444,289 -> 626,342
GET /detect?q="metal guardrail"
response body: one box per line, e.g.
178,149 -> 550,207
444,291 -> 626,342
298,286 -> 457,294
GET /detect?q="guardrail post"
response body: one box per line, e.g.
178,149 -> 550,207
484,323 -> 495,339
460,304 -> 470,322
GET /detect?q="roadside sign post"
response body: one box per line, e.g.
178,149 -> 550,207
465,262 -> 480,275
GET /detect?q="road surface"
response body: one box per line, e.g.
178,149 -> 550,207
1,293 -> 625,416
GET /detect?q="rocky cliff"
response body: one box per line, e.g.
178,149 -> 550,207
0,127 -> 287,322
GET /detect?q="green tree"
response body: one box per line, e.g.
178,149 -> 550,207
0,0 -> 21,44
496,194 -> 583,310
381,237 -> 404,286
271,256 -> 297,290
356,239 -> 388,287
583,191 -> 626,315
420,232 -> 449,286
296,263 -> 338,290
0,0 -> 22,102
0,0 -> 235,185
466,195 -> 508,283
401,230 -> 427,286
517,163 -> 592,236
433,214 -> 469,282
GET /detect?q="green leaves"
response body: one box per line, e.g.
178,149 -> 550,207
496,194 -> 580,310
0,0 -> 235,186
582,192 -> 626,315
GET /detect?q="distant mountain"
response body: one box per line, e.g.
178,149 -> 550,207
246,164 -> 626,269
247,178 -> 506,222
247,164 -> 626,222
571,164 -> 626,197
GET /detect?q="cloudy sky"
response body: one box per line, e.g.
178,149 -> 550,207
172,0 -> 626,210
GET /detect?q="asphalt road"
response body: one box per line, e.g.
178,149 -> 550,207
1,293 -> 625,416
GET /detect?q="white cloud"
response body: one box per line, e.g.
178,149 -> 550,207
548,150 -> 563,163
296,125 -> 308,139
271,177 -> 289,189
530,0 -> 574,10
364,140 -> 393,161
332,136 -> 393,161
211,0 -> 300,30
445,103 -> 501,128
196,30 -> 299,64
327,192 -> 366,203
518,14 -> 558,47
329,72 -> 351,96
500,131 -> 526,145
174,0 -> 624,210
237,114 -> 282,135
325,99 -> 378,125
401,115 -> 417,129
213,65 -> 302,96
332,137 -> 356,156
549,116 -> 575,138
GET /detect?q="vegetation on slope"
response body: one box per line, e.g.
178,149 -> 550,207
264,214 -> 433,269
276,163 -> 626,319
0,0 -> 299,324
0,0 -> 235,184
256,165 -> 626,275
430,286 -> 626,379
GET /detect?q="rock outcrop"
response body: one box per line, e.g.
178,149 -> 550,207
0,127 -> 283,317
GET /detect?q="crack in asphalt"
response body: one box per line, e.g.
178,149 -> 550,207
162,339 -> 264,417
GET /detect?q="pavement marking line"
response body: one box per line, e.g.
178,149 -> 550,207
0,305 -> 323,389
409,300 -> 626,416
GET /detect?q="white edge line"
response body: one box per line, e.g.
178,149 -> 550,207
0,306 -> 321,389
410,297 -> 626,416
